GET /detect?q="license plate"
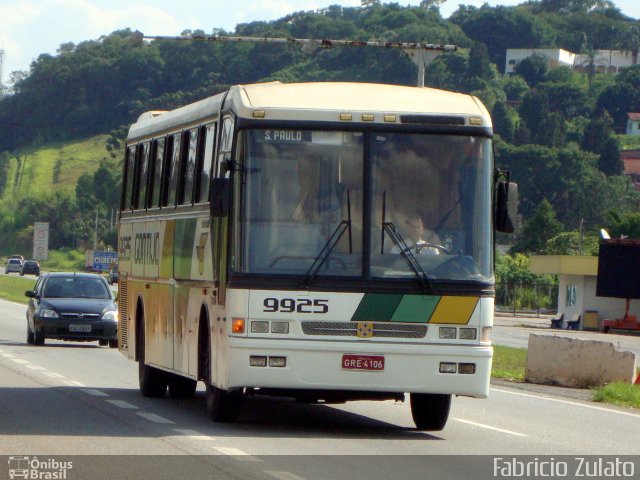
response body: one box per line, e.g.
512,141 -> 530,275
342,354 -> 384,371
69,324 -> 91,333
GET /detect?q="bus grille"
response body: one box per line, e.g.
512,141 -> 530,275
119,279 -> 128,350
301,321 -> 427,338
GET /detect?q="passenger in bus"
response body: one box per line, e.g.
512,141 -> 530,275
391,214 -> 442,255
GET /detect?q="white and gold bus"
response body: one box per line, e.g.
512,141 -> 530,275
118,81 -> 515,430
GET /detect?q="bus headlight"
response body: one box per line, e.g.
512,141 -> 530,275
271,322 -> 289,334
439,327 -> 456,339
251,321 -> 269,333
459,328 -> 477,340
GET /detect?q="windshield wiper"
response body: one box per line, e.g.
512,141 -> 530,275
381,192 -> 433,293
300,190 -> 352,288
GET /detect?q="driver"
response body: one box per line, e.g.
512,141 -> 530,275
391,214 -> 442,255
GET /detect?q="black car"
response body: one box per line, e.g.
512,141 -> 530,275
25,272 -> 118,347
21,260 -> 40,276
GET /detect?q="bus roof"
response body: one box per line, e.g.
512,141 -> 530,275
128,81 -> 491,141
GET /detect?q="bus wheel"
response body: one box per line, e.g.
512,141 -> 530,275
410,393 -> 451,431
137,316 -> 168,398
168,374 -> 197,399
206,385 -> 243,423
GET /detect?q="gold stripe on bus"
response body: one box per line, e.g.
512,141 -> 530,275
428,296 -> 479,325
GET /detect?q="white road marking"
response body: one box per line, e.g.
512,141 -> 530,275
213,447 -> 261,461
106,400 -> 138,409
43,372 -> 65,378
492,387 -> 640,418
82,389 -> 109,397
11,358 -> 30,364
172,429 -> 216,441
26,365 -> 46,371
1,353 -> 15,358
265,472 -> 307,480
452,418 -> 528,437
137,412 -> 175,424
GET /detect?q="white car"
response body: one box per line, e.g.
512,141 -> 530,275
5,259 -> 23,274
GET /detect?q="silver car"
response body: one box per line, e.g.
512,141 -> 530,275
5,258 -> 23,274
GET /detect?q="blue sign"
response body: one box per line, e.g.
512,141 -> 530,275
93,251 -> 118,271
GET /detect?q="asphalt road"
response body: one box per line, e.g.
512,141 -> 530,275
493,313 -> 640,356
1,300 -> 639,480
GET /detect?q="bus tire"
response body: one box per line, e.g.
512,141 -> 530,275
137,307 -> 168,398
168,374 -> 197,399
206,385 -> 243,423
410,393 -> 451,431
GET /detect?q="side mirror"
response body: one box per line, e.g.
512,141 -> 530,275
211,178 -> 230,217
496,180 -> 518,233
25,290 -> 38,299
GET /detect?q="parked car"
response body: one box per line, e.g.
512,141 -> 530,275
5,258 -> 23,274
25,272 -> 118,347
21,260 -> 40,276
108,265 -> 118,285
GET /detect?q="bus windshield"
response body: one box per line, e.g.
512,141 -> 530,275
231,129 -> 493,284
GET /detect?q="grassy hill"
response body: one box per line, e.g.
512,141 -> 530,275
1,134 -> 113,203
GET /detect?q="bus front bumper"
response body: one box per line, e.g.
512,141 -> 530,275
223,338 -> 492,398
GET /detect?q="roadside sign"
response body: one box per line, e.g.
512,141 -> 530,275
33,222 -> 49,261
93,251 -> 118,271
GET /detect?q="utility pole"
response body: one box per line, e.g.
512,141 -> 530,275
93,210 -> 99,251
136,32 -> 457,87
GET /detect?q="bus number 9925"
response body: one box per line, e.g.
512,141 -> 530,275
263,298 -> 329,314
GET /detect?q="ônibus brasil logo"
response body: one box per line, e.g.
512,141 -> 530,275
8,456 -> 73,479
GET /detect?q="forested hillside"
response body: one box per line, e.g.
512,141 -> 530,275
1,0 -> 640,255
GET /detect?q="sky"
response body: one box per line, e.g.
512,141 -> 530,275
1,0 -> 639,82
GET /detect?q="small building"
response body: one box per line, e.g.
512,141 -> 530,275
505,49 -> 636,76
626,113 -> 640,136
530,255 -> 640,329
621,149 -> 640,191
505,48 -> 575,75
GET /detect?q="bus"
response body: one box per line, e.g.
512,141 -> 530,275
117,81 -> 515,431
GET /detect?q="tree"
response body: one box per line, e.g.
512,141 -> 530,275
514,54 -> 548,88
492,102 -> 515,143
597,136 -> 622,176
545,231 -> 599,255
513,199 -> 563,254
606,211 -> 640,239
466,42 -> 493,84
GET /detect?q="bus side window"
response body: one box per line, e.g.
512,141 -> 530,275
179,128 -> 198,205
122,145 -> 136,211
150,137 -> 165,208
166,133 -> 181,207
134,142 -> 150,210
195,124 -> 214,204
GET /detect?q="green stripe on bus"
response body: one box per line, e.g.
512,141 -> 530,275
351,294 -> 403,321
174,218 -> 197,279
390,295 -> 440,323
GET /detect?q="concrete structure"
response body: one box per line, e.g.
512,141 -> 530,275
525,334 -> 637,387
620,149 -> 640,191
530,255 -> 640,329
626,113 -> 640,136
505,48 -> 636,75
